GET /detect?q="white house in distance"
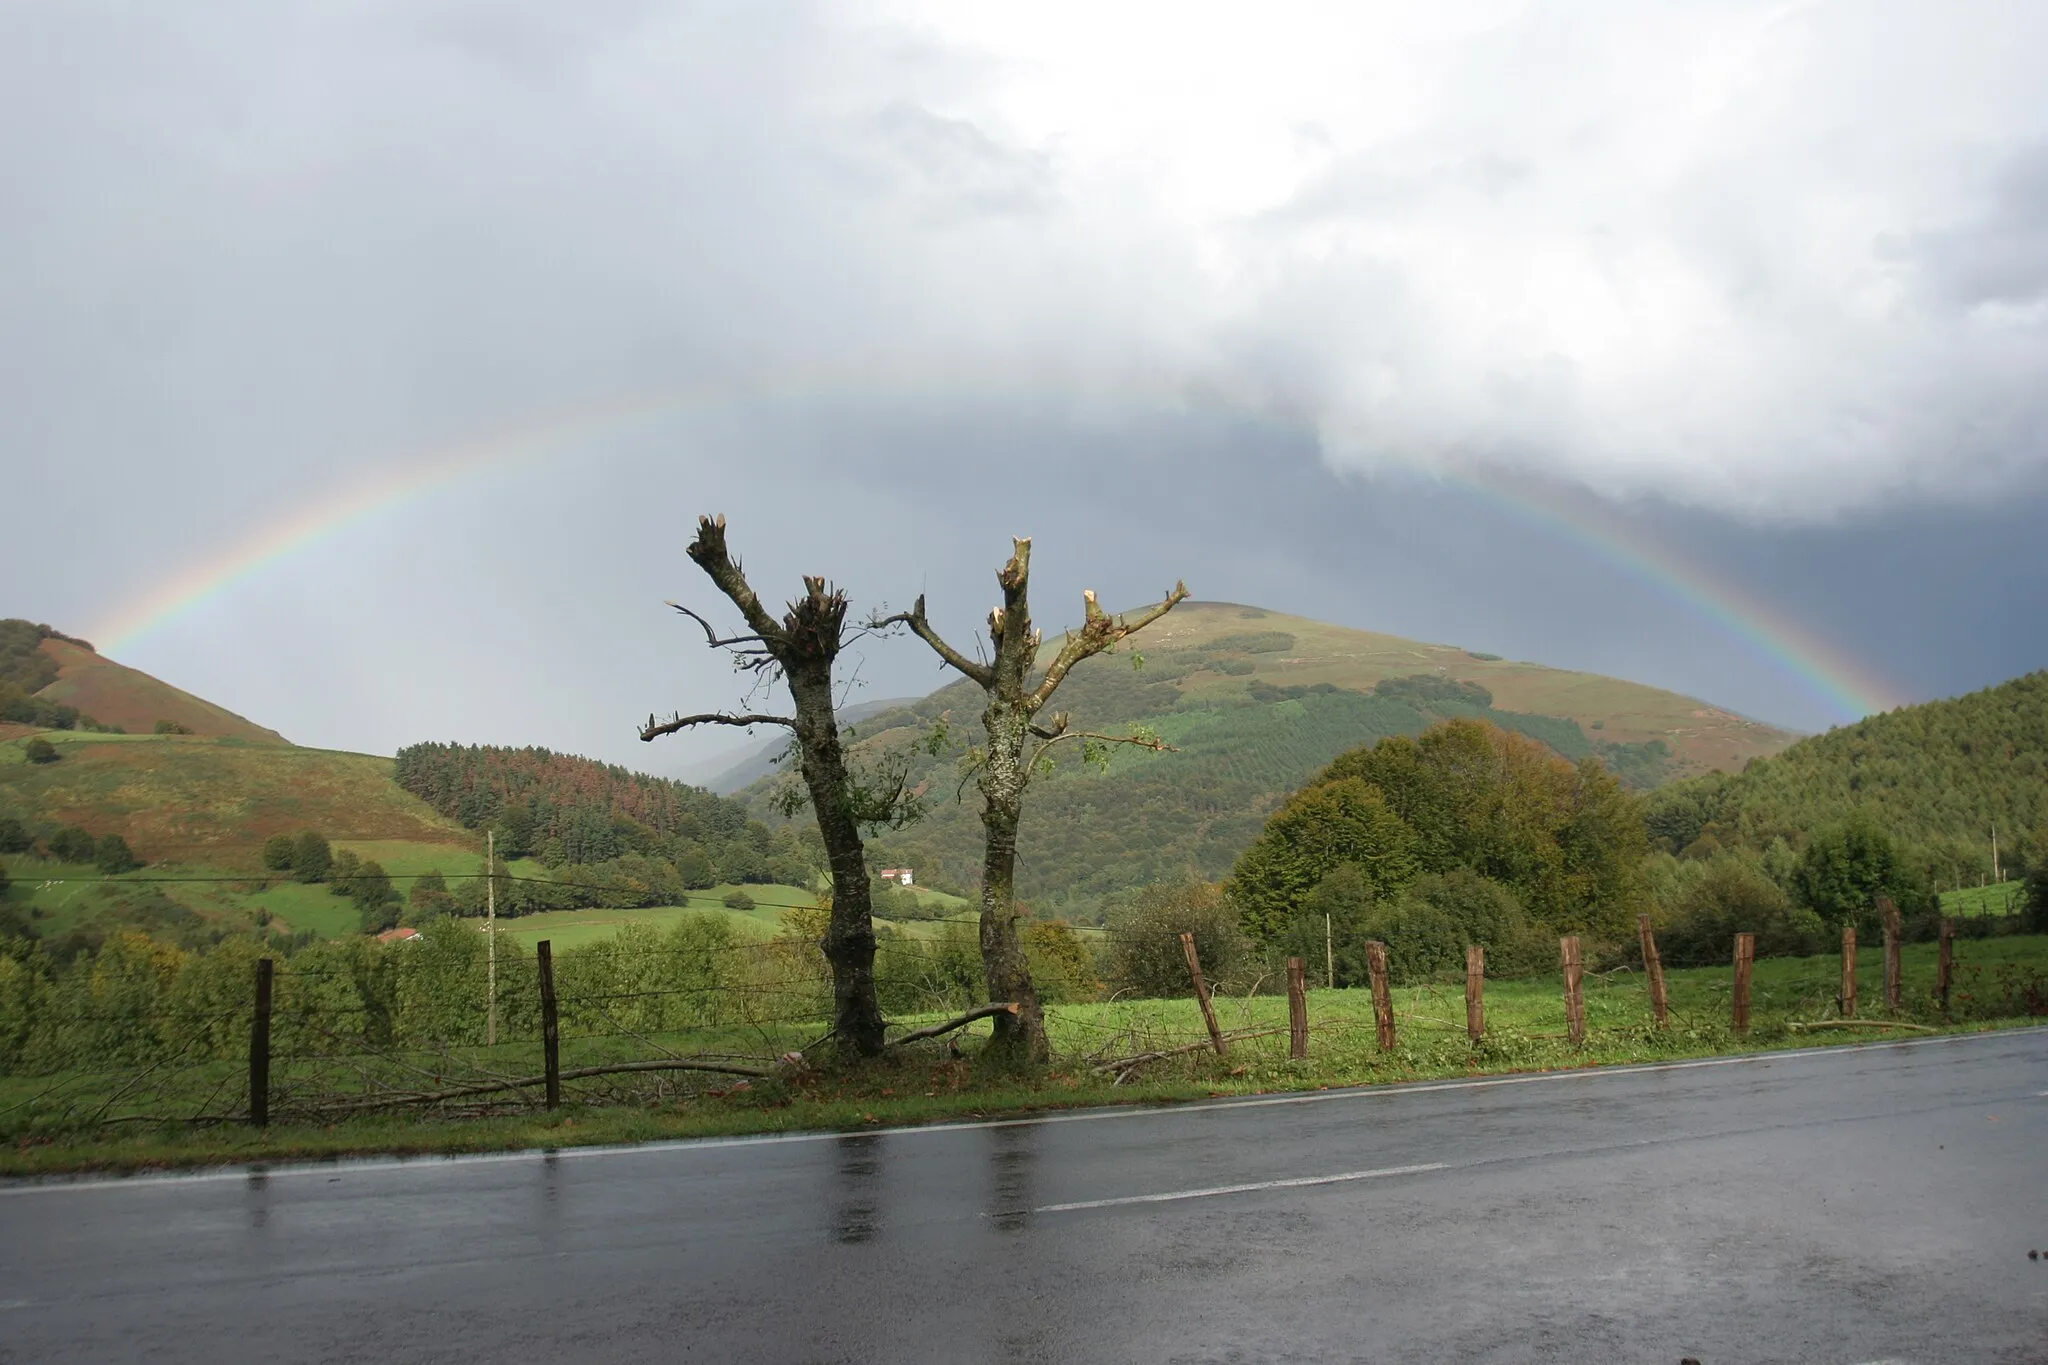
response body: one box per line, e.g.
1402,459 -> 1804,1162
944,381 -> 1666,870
876,868 -> 914,886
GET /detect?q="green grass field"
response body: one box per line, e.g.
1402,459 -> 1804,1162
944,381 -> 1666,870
488,882 -> 821,948
1941,880 -> 2026,917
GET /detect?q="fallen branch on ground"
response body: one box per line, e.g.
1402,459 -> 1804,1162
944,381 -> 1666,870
290,1057 -> 778,1115
889,1003 -> 1019,1048
1093,1027 -> 1286,1081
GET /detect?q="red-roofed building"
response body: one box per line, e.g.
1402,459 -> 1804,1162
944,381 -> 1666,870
376,926 -> 421,944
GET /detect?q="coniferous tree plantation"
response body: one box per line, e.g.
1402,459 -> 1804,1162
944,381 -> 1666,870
1641,671 -> 2047,887
393,743 -> 822,902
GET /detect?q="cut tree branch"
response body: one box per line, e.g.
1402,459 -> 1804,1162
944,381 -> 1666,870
686,514 -> 789,642
641,711 -> 797,742
666,601 -> 771,652
872,595 -> 996,689
887,1002 -> 1019,1047
1029,581 -> 1190,712
1093,1027 -> 1285,1079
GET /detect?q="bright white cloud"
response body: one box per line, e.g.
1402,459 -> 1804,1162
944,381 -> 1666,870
4,0 -> 2046,540
847,0 -> 2048,515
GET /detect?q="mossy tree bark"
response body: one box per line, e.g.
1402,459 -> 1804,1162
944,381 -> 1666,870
884,539 -> 1186,1064
639,515 -> 886,1060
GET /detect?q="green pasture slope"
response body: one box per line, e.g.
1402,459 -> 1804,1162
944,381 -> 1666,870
0,730 -> 475,870
487,882 -> 975,950
1940,881 -> 2026,918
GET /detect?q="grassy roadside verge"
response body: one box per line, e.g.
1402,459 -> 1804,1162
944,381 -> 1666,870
6,1008 -> 2041,1180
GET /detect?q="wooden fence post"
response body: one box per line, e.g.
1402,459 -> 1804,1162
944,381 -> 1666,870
1840,927 -> 1857,1019
1286,956 -> 1308,1060
537,939 -> 561,1110
1638,913 -> 1669,1028
1560,936 -> 1586,1045
1879,896 -> 1903,1013
1366,941 -> 1396,1050
249,957 -> 273,1128
1465,944 -> 1486,1043
1732,933 -> 1754,1035
1937,917 -> 1955,1014
1180,932 -> 1228,1057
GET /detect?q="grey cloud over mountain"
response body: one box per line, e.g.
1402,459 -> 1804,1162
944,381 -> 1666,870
3,1 -> 2044,768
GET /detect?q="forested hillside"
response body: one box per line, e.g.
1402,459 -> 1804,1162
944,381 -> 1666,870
1643,671 -> 2048,885
750,605 -> 1718,915
395,742 -> 819,890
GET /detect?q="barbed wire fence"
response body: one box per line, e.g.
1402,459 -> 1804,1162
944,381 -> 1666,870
3,859 -> 2039,1137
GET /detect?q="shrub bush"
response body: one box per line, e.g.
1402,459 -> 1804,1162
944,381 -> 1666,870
1105,881 -> 1257,998
261,833 -> 296,871
48,826 -> 95,863
291,831 -> 332,883
93,834 -> 140,875
24,738 -> 58,764
722,889 -> 756,912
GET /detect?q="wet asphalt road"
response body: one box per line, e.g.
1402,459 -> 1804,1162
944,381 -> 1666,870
3,1029 -> 2045,1364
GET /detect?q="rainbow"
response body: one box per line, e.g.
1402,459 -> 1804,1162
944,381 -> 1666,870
1453,476 -> 1901,721
90,386 -> 698,657
92,387 -> 1902,725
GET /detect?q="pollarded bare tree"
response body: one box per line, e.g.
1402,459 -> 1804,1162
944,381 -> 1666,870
640,515 -> 911,1060
881,539 -> 1187,1062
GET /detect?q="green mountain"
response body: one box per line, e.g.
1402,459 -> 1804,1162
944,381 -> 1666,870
736,600 -> 1800,915
1643,670 -> 2048,884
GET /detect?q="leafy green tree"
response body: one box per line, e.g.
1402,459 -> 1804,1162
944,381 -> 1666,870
350,860 -> 397,918
328,848 -> 362,898
2023,859 -> 2048,935
24,738 -> 58,764
1657,851 -> 1825,966
292,831 -> 332,883
48,826 -> 95,863
261,833 -> 297,872
93,834 -> 140,875
1229,779 -> 1418,938
405,869 -> 454,923
721,888 -> 756,911
0,817 -> 30,854
1234,719 -> 1646,943
673,847 -> 715,889
1790,822 -> 1903,927
152,719 -> 193,735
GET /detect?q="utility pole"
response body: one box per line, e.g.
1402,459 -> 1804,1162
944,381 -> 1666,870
1992,823 -> 2001,884
486,828 -> 497,1047
1324,912 -> 1335,990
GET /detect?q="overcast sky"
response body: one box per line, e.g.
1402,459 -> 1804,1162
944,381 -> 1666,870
5,1 -> 2045,774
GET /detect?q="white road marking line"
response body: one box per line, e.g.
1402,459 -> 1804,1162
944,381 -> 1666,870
4,1026 -> 2042,1196
1032,1162 -> 1447,1213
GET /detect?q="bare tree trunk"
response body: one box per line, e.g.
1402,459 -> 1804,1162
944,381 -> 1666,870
882,539 -> 1186,1068
784,667 -> 886,1057
641,516 -> 888,1061
977,700 -> 1046,1062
